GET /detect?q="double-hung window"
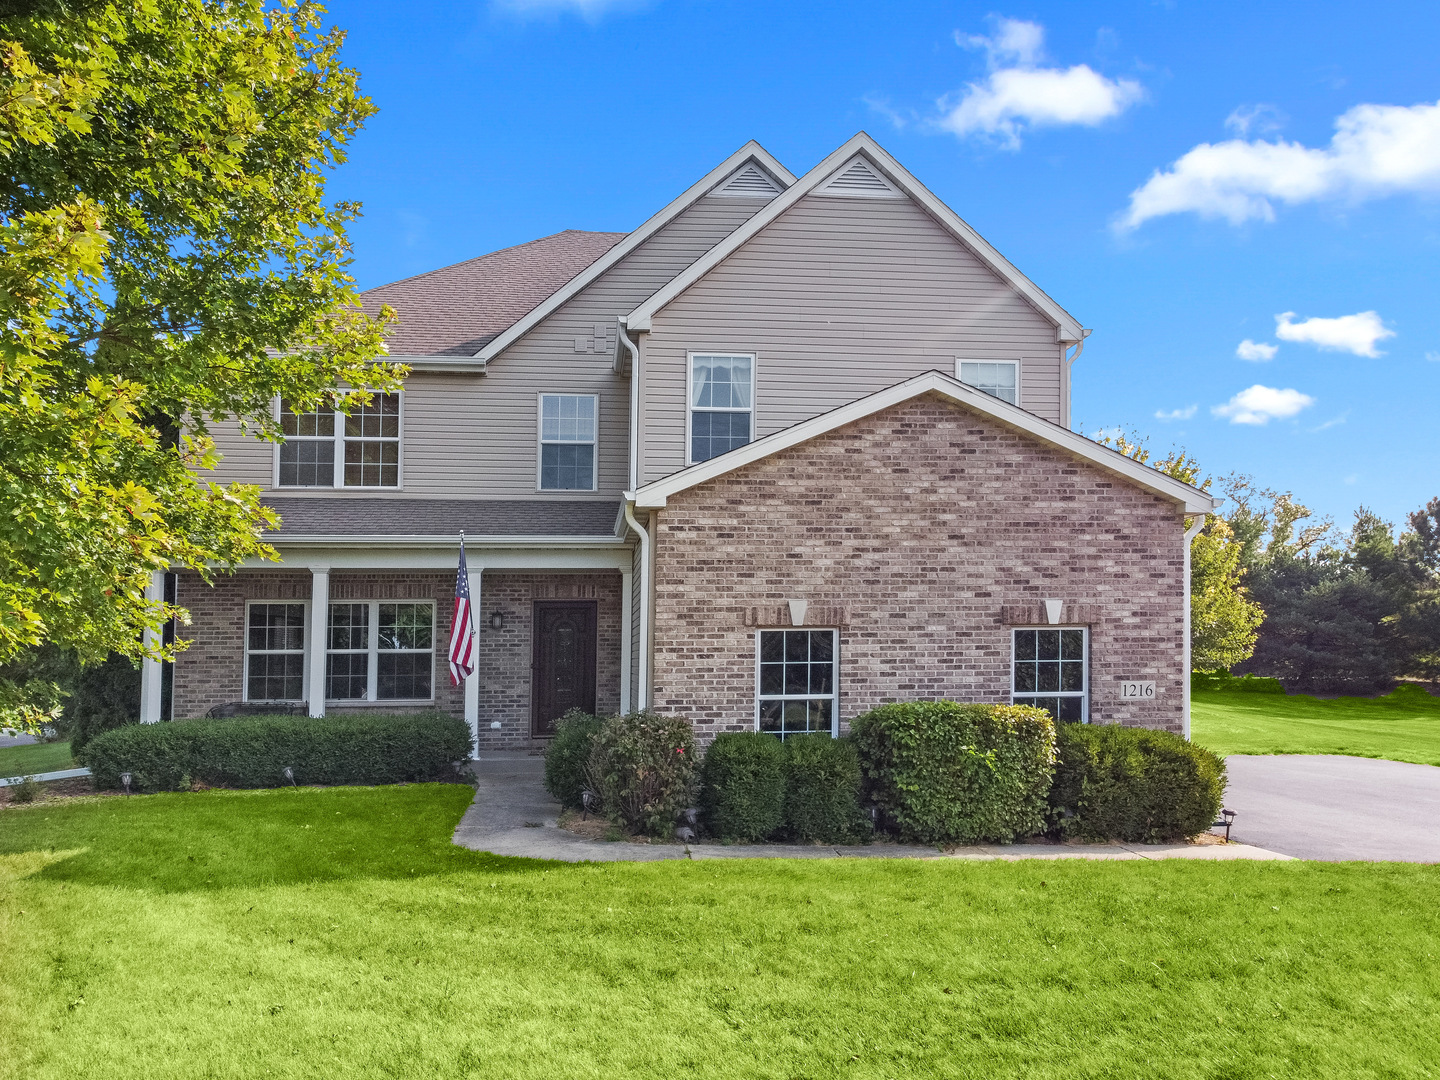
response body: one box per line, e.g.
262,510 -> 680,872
325,602 -> 435,702
245,603 -> 307,702
957,361 -> 1019,405
538,394 -> 597,490
756,629 -> 838,739
278,394 -> 401,488
1011,627 -> 1088,722
689,354 -> 753,463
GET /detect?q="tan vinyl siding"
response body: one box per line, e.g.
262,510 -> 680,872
203,196 -> 772,496
204,418 -> 275,487
638,194 -> 1063,485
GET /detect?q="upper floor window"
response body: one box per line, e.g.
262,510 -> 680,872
538,394 -> 597,491
689,354 -> 753,464
958,361 -> 1018,405
278,393 -> 401,488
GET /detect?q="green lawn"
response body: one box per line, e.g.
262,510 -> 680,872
0,740 -> 73,777
3,785 -> 1438,1078
1192,688 -> 1440,766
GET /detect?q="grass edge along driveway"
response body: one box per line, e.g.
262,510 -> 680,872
1192,687 -> 1440,767
3,783 -> 1439,1080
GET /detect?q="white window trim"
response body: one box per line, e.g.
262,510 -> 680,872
753,627 -> 840,738
1009,625 -> 1089,723
535,392 -> 599,492
324,600 -> 437,705
956,359 -> 1020,408
242,600 -> 311,704
272,391 -> 405,491
686,352 -> 757,466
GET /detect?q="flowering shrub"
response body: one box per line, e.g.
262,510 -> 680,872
585,710 -> 697,837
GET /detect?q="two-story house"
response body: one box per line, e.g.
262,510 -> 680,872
141,133 -> 1216,751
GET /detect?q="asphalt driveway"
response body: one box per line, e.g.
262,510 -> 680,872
1225,754 -> 1440,862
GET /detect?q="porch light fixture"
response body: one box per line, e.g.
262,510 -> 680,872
488,610 -> 505,631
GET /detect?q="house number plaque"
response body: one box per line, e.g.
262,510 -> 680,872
1118,681 -> 1156,700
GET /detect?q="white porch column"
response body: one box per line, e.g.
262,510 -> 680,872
619,568 -> 633,714
306,566 -> 330,717
138,570 -> 165,723
464,565 -> 481,754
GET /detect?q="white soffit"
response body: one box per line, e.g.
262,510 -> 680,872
712,161 -> 784,197
625,132 -> 1085,342
628,370 -> 1217,514
474,141 -> 796,363
815,155 -> 902,198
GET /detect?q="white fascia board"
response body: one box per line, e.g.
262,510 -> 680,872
474,141 -> 797,364
630,370 -> 1216,514
270,535 -> 629,548
626,132 -> 1085,343
239,545 -> 635,573
388,354 -> 487,374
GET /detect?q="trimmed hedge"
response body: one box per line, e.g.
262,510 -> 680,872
699,732 -> 786,841
79,712 -> 472,792
1191,670 -> 1285,695
587,711 -> 697,838
782,734 -> 871,844
1048,723 -> 1226,843
850,701 -> 1056,845
543,710 -> 605,810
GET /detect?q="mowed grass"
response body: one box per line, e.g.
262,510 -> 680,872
3,785 -> 1439,1079
0,740 -> 74,777
1192,689 -> 1440,766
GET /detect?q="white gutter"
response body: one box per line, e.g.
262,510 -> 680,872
1062,330 -> 1089,430
622,498 -> 651,710
1181,513 -> 1208,740
619,319 -> 641,491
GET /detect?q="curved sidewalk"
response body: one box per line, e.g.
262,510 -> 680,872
452,752 -> 1289,863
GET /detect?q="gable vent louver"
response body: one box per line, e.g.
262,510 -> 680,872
817,157 -> 902,198
713,161 -> 783,198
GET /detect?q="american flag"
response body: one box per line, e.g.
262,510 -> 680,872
448,534 -> 477,686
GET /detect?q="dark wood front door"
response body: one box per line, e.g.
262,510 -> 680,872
531,601 -> 598,737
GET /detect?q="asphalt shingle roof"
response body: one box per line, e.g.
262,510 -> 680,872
264,499 -> 622,539
359,230 -> 627,357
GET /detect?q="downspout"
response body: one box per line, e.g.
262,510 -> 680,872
1181,512 -> 1208,740
619,318 -> 640,492
623,500 -> 651,711
1062,330 -> 1089,430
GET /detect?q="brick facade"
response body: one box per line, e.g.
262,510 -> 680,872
174,570 -> 623,751
650,393 -> 1187,743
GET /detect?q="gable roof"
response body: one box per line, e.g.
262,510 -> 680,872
360,230 -> 625,357
624,133 -> 1086,342
473,140 -> 797,363
627,370 -> 1216,514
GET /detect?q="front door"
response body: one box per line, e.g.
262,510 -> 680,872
531,601 -> 598,737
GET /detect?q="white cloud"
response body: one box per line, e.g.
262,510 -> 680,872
1212,385 -> 1315,425
1225,104 -> 1285,138
492,0 -> 646,19
1236,339 -> 1278,362
1427,350 -> 1440,362
1155,405 -> 1197,420
938,18 -> 1144,149
1120,99 -> 1440,228
1274,310 -> 1394,357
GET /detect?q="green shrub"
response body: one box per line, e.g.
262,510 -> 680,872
1190,670 -> 1285,695
850,701 -> 1056,845
66,653 -> 141,753
699,732 -> 786,841
782,734 -> 871,844
1048,723 -> 1226,843
543,710 -> 605,810
587,710 -> 697,838
78,712 -> 472,792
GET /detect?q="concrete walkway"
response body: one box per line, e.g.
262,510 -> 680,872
1225,754 -> 1440,862
452,752 -> 1290,863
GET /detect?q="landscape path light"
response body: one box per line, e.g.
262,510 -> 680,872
120,772 -> 132,795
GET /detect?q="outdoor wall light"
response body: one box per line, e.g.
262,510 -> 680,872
488,610 -> 505,631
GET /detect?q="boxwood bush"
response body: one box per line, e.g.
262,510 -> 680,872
782,734 -> 871,844
587,711 -> 697,838
543,709 -> 605,810
1048,723 -> 1226,843
699,732 -> 786,841
79,711 -> 472,792
850,701 -> 1056,845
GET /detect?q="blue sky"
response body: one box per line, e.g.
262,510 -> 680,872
329,0 -> 1440,531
